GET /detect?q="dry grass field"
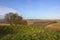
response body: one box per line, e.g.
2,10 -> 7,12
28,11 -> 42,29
0,23 -> 10,26
27,19 -> 57,26
46,23 -> 60,31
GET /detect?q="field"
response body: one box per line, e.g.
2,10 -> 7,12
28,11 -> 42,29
0,25 -> 60,40
46,23 -> 60,30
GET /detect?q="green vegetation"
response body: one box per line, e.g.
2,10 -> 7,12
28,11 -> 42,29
0,25 -> 60,40
4,12 -> 27,26
0,12 -> 60,40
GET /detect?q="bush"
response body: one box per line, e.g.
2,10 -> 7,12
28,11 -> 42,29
0,25 -> 17,39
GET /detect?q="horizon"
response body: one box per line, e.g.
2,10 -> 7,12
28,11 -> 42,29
0,0 -> 60,19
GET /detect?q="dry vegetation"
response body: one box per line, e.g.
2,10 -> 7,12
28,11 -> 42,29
46,23 -> 60,31
27,19 -> 57,26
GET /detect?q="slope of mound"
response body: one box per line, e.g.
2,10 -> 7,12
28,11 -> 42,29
46,23 -> 60,31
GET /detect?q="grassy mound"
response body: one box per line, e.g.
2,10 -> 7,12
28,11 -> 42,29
0,25 -> 60,40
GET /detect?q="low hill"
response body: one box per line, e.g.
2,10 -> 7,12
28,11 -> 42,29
26,19 -> 57,26
46,23 -> 60,31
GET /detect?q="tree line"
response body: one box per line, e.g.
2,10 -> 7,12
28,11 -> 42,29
4,12 -> 27,26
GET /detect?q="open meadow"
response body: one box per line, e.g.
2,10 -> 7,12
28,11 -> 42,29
0,0 -> 60,40
0,25 -> 60,40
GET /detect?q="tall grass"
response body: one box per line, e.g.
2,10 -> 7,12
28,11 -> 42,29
0,25 -> 60,40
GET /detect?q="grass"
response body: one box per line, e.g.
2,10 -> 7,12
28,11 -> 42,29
46,23 -> 60,31
0,25 -> 60,40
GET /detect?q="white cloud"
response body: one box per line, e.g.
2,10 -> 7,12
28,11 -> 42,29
0,6 -> 19,19
0,6 -> 18,15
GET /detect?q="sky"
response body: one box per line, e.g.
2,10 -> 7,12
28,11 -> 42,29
0,0 -> 60,19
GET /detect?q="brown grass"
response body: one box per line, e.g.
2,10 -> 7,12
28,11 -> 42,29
0,24 -> 10,26
46,23 -> 60,31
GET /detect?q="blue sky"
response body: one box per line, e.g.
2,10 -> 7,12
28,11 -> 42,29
0,0 -> 60,19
